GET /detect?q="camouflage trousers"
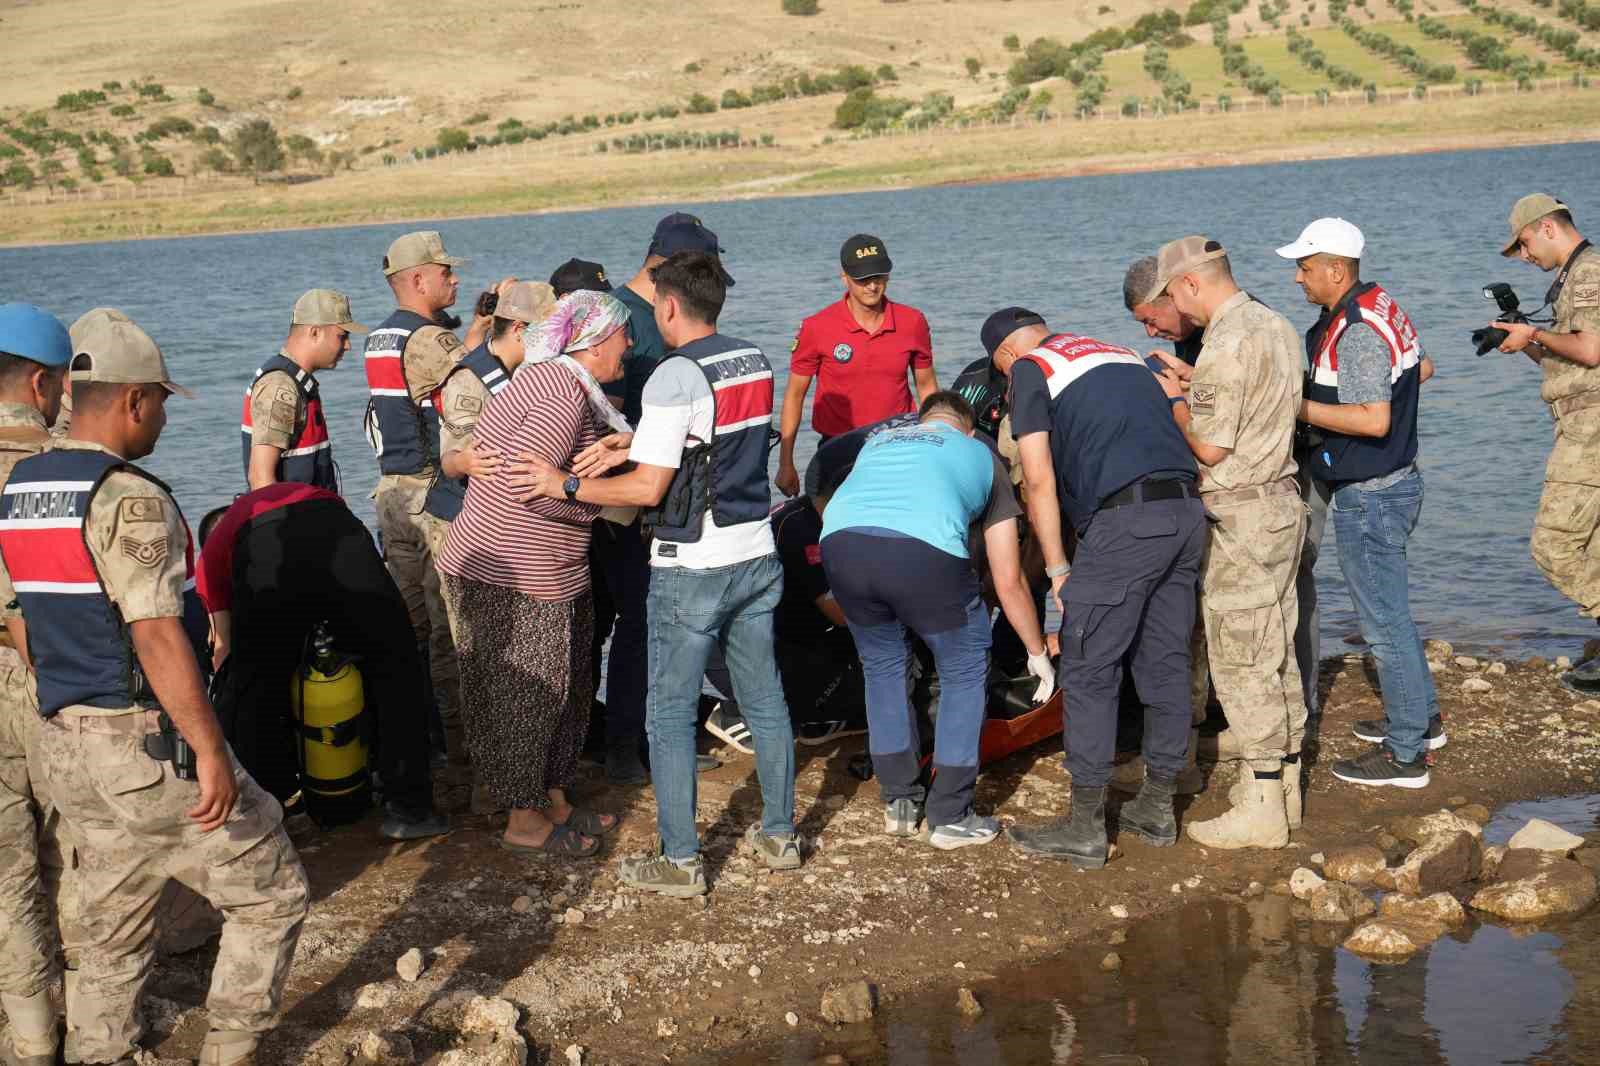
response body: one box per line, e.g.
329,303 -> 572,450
1200,487 -> 1309,772
376,474 -> 460,734
1531,411 -> 1600,618
0,646 -> 79,999
39,712 -> 308,1064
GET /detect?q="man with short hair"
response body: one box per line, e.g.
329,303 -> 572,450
775,234 -> 938,497
983,308 -> 1204,869
1149,237 -> 1308,851
241,289 -> 367,492
823,391 -> 1053,848
1277,218 -> 1441,787
365,231 -> 480,762
517,251 -> 800,895
1493,194 -> 1600,692
0,309 -> 308,1066
0,304 -> 77,1066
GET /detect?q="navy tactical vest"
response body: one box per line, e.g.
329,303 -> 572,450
423,342 -> 512,522
1304,283 -> 1423,487
363,309 -> 441,476
239,353 -> 337,491
644,334 -> 777,543
0,448 -> 211,717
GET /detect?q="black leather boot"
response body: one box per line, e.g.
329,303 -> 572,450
1008,786 -> 1108,869
1118,772 -> 1178,846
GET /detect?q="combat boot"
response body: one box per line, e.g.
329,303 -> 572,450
1008,786 -> 1108,869
1282,752 -> 1304,830
1110,730 -> 1206,796
1117,773 -> 1178,847
198,1030 -> 258,1066
1186,766 -> 1290,850
0,990 -> 58,1066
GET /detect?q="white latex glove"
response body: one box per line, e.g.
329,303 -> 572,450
1026,649 -> 1057,704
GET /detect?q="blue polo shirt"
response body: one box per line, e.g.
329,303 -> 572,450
1007,334 -> 1197,532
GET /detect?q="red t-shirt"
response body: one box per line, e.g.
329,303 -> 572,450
196,482 -> 341,611
790,298 -> 933,437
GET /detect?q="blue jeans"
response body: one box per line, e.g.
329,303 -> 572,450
645,554 -> 795,859
1330,469 -> 1439,762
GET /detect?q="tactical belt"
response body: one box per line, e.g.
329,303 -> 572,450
1099,478 -> 1199,510
1552,392 -> 1600,420
1201,476 -> 1299,507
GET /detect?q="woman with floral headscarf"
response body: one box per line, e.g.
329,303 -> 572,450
437,290 -> 632,857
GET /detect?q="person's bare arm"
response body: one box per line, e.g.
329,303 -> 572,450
1300,398 -> 1391,438
1496,321 -> 1600,366
912,364 -> 939,403
129,617 -> 237,832
512,453 -> 676,508
984,518 -> 1045,656
1419,355 -> 1436,383
209,610 -> 231,672
775,373 -> 813,498
441,440 -> 501,480
6,617 -> 29,671
1156,372 -> 1230,466
816,594 -> 848,628
1018,432 -> 1068,612
246,445 -> 280,490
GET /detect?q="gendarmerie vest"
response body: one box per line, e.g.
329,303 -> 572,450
0,449 -> 210,717
239,353 -> 336,491
1304,282 -> 1423,487
363,309 -> 441,476
422,342 -> 512,522
644,335 -> 776,543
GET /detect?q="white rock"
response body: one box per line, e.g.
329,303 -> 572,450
1428,660 -> 1445,674
1289,867 -> 1325,900
1557,655 -> 1573,670
564,1045 -> 585,1066
1310,852 -> 1326,865
357,1031 -> 416,1065
748,965 -> 762,978
395,948 -> 425,983
1454,655 -> 1480,669
1507,818 -> 1587,855
356,982 -> 395,1010
462,996 -> 520,1036
563,907 -> 585,925
785,1011 -> 800,1027
657,1017 -> 678,1038
1487,661 -> 1508,676
1461,678 -> 1493,694
511,896 -> 533,913
1109,904 -> 1130,919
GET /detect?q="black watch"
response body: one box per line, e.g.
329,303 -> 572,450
562,474 -> 581,500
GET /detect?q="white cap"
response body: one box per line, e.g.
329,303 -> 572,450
1275,217 -> 1366,261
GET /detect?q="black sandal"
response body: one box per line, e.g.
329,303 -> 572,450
499,822 -> 600,858
562,807 -> 621,837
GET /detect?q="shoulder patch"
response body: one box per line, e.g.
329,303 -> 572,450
456,394 -> 483,415
1573,283 -> 1600,310
269,400 -> 297,433
273,385 -> 297,404
1190,383 -> 1217,414
118,496 -> 165,524
438,332 -> 463,353
119,534 -> 169,568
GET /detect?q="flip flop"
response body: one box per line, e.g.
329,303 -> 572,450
562,806 -> 621,837
499,822 -> 600,858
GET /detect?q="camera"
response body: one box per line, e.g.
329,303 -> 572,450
1471,283 -> 1528,356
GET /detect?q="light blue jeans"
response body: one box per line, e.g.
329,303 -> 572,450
645,554 -> 796,859
1329,469 -> 1439,762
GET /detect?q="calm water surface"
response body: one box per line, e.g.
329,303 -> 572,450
3,141 -> 1595,657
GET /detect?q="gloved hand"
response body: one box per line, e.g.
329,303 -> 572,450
1026,649 -> 1057,704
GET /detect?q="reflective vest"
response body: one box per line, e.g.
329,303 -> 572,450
644,335 -> 776,543
1304,283 -> 1423,486
423,342 -> 512,522
239,353 -> 336,491
363,309 -> 441,476
0,448 -> 210,717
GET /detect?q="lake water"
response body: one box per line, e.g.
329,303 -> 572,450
2,141 -> 1594,658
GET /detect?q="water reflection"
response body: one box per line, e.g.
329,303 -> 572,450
724,884 -> 1600,1065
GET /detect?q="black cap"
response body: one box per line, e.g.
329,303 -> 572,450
840,234 -> 893,280
549,258 -> 612,297
649,211 -> 711,255
655,221 -> 735,287
980,307 -> 1048,358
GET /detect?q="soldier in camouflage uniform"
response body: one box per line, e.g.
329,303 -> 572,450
1493,195 -> 1600,693
0,310 -> 307,1066
0,304 -> 76,1066
1148,237 -> 1308,851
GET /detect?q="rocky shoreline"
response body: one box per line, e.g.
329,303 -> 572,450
9,637 -> 1598,1065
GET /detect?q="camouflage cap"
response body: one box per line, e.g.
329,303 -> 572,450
68,308 -> 194,399
292,288 -> 369,333
1144,236 -> 1229,304
1502,193 -> 1569,256
495,281 -> 558,325
383,230 -> 467,277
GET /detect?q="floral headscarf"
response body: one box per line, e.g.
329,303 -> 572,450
524,290 -> 632,433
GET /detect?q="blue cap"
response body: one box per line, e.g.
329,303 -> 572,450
654,221 -> 735,286
0,303 -> 72,367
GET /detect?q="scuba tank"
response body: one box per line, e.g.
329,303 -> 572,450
289,623 -> 371,826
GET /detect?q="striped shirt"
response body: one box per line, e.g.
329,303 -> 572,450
437,362 -> 601,600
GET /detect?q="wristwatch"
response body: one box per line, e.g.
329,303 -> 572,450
563,474 -> 581,500
1169,395 -> 1188,408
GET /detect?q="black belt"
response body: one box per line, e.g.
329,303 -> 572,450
1099,478 -> 1198,510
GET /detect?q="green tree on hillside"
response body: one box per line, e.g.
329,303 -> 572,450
782,0 -> 819,13
231,119 -> 283,181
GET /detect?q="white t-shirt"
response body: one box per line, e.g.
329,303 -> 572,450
629,355 -> 776,569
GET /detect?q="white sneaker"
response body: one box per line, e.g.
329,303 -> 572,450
928,812 -> 1000,850
704,703 -> 755,755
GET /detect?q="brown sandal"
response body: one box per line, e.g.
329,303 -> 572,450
499,823 -> 600,858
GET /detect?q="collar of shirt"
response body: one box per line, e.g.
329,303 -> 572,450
830,296 -> 899,337
55,437 -> 126,460
0,402 -> 47,433
1201,289 -> 1254,347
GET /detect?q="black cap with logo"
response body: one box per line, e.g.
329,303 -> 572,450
840,234 -> 893,280
549,258 -> 612,297
980,306 -> 1048,358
